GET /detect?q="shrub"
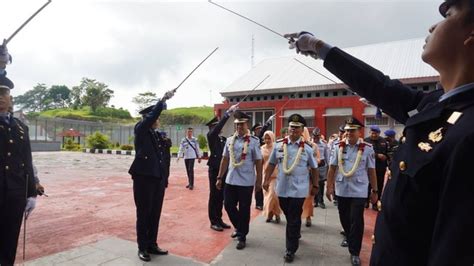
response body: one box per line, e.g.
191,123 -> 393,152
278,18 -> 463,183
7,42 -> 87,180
120,144 -> 134,151
197,134 -> 207,150
86,131 -> 111,149
63,138 -> 81,151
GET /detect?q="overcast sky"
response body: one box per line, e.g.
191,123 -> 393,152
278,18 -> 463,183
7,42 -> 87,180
2,0 -> 441,114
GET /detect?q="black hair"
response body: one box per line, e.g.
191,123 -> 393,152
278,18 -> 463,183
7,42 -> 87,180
443,0 -> 474,23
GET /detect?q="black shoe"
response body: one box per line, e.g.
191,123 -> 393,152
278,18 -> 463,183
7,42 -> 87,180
186,184 -> 190,188
265,217 -> 272,223
256,205 -> 263,210
284,251 -> 295,263
219,222 -> 231,229
275,216 -> 281,224
236,240 -> 246,250
138,250 -> 151,261
313,202 -> 318,207
305,219 -> 312,227
189,185 -> 194,190
231,231 -> 239,238
334,200 -> 338,206
351,255 -> 361,266
211,224 -> 224,232
147,246 -> 168,255
341,239 -> 349,247
319,202 -> 326,209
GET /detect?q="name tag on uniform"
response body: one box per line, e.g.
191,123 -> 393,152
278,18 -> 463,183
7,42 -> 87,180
447,111 -> 462,125
408,109 -> 419,117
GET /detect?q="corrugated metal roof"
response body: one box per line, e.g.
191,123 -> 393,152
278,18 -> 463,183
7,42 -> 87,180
221,38 -> 438,97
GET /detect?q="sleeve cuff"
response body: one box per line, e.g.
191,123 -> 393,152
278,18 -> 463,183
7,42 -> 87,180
319,42 -> 334,60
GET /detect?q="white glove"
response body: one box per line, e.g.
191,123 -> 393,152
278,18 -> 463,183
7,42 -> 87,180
25,197 -> 37,219
284,32 -> 321,59
225,104 -> 239,116
162,88 -> 176,101
265,114 -> 276,125
0,40 -> 12,69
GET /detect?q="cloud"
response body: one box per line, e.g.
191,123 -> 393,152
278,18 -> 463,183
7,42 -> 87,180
3,0 -> 440,115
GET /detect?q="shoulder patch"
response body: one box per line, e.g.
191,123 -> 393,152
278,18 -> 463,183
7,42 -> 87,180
362,141 -> 373,147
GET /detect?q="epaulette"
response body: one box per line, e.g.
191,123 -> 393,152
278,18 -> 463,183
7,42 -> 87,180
362,141 -> 373,147
276,138 -> 284,143
304,141 -> 314,147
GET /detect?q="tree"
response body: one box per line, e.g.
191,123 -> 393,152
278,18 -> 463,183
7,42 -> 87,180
78,78 -> 114,112
47,85 -> 71,108
132,91 -> 157,114
14,83 -> 50,112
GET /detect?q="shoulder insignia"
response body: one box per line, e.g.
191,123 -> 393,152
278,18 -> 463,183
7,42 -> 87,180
304,141 -> 313,147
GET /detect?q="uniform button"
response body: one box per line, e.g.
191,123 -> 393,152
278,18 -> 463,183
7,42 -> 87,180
377,200 -> 382,211
5,165 -> 9,170
371,234 -> 375,244
9,139 -> 13,143
7,152 -> 11,157
401,137 -> 406,144
20,136 -> 24,140
399,161 -> 407,171
144,156 -> 148,159
21,163 -> 25,167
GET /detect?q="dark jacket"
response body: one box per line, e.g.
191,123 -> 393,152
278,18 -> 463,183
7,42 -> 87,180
157,133 -> 172,185
324,47 -> 474,266
128,101 -> 166,179
0,117 -> 36,198
364,136 -> 388,172
206,113 -> 230,169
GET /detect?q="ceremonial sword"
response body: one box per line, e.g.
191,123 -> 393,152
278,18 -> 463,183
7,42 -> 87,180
235,74 -> 270,106
5,0 -> 52,45
162,47 -> 219,100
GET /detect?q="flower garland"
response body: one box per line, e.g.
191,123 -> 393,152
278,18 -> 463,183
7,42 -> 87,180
282,137 -> 305,175
338,141 -> 365,177
229,132 -> 250,168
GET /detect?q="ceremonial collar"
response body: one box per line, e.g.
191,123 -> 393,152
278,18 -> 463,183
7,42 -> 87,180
439,82 -> 474,102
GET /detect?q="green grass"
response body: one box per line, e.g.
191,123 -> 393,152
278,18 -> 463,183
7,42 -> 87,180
162,106 -> 214,121
38,107 -> 137,124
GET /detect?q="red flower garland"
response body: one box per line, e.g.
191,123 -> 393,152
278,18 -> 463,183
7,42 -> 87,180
240,135 -> 250,161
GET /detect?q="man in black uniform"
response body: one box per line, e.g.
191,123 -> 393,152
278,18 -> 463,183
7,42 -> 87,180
0,75 -> 37,265
364,125 -> 388,209
206,104 -> 237,231
383,129 -> 399,166
286,0 -> 474,264
129,90 -> 174,262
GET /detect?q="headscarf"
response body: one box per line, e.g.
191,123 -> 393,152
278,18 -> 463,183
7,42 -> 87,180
261,130 -> 277,178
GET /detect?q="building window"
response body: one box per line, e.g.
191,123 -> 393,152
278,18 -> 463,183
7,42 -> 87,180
324,92 -> 329,97
250,97 -> 254,101
333,91 -> 338,96
263,96 -> 267,100
271,95 -> 275,100
298,93 -> 303,98
423,85 -> 429,91
365,116 -> 389,126
242,110 -> 275,132
316,92 -> 320,97
278,95 -> 283,99
342,91 -> 348,96
256,96 -> 260,101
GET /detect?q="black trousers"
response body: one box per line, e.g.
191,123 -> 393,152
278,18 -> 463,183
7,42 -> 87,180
316,180 -> 326,204
224,184 -> 253,241
254,189 -> 263,208
133,176 -> 166,251
279,197 -> 305,253
337,197 -> 366,256
0,191 -> 26,265
184,159 -> 195,186
208,167 -> 225,226
368,168 -> 386,202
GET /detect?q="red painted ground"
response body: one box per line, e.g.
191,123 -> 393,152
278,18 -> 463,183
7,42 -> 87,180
16,152 -> 378,264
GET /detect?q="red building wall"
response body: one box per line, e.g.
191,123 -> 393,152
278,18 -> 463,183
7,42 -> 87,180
215,95 -> 366,137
